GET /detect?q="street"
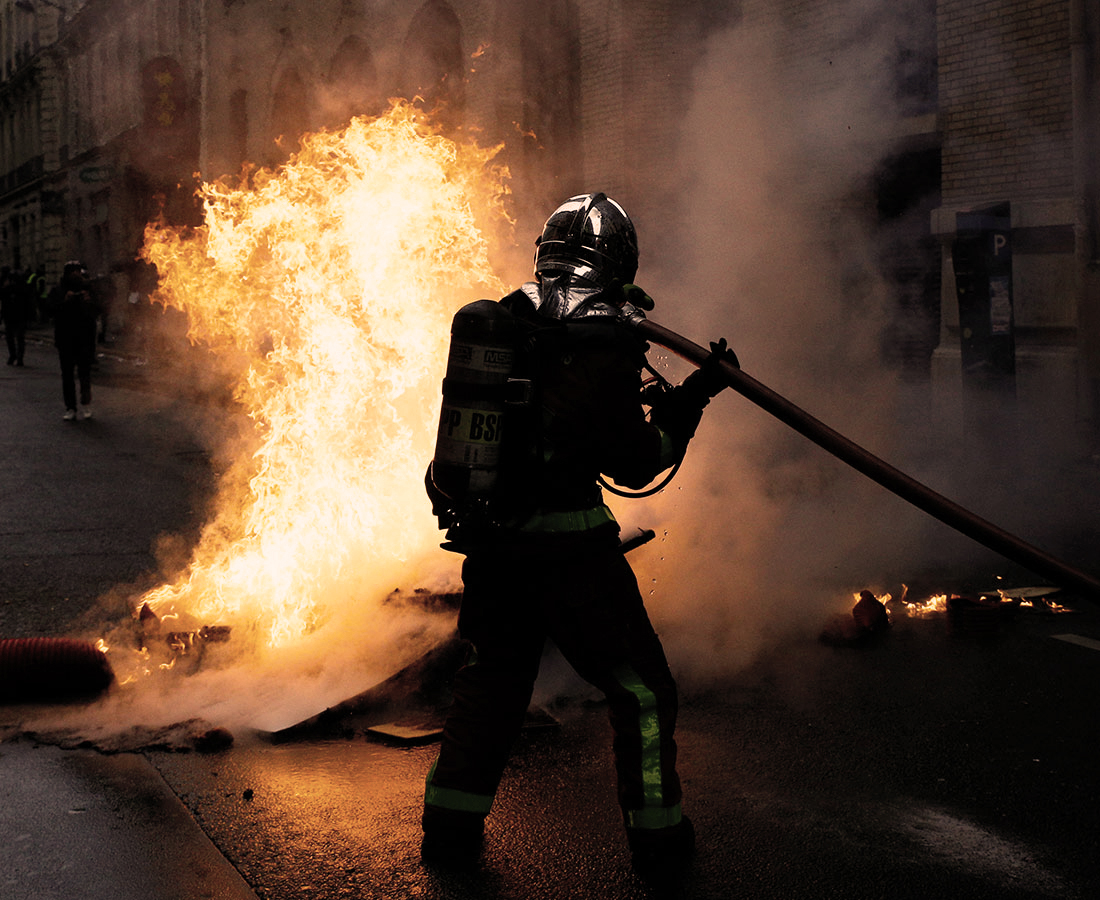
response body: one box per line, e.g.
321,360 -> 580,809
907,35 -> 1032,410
2,333 -> 1099,899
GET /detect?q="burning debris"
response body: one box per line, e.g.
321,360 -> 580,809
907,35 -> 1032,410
137,602 -> 232,650
820,590 -> 891,647
131,602 -> 233,676
822,583 -> 1072,647
940,587 -> 1070,633
164,626 -> 232,654
898,585 -> 1071,621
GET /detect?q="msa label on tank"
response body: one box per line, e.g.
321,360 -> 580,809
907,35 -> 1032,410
436,405 -> 504,463
450,342 -> 514,374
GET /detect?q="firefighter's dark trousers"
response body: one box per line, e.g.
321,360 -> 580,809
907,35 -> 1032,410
423,535 -> 683,839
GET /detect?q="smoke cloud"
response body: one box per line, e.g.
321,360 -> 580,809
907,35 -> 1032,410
612,4 -> 1099,685
614,8 -> 962,680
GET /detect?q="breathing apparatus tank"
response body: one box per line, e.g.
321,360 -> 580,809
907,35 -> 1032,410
431,299 -> 522,509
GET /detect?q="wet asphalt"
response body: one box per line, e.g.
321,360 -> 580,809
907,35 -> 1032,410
2,328 -> 1100,899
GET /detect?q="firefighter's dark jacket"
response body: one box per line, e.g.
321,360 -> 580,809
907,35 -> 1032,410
491,288 -> 690,533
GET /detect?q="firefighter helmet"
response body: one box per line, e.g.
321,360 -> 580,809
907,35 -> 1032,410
534,192 -> 638,285
533,193 -> 639,319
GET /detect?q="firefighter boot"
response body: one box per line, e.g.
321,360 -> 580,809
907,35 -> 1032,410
420,806 -> 484,869
627,816 -> 696,881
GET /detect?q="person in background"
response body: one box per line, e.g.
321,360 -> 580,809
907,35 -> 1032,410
1,266 -> 28,366
48,262 -> 100,421
91,272 -> 115,344
27,264 -> 49,324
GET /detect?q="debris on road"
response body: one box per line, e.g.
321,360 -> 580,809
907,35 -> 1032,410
819,590 -> 891,647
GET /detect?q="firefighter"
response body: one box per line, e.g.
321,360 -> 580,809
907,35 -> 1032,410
422,193 -> 735,876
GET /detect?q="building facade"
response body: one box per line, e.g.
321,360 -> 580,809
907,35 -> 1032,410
931,0 -> 1100,431
2,0 -> 1098,432
0,0 -> 698,302
1,0 -> 203,298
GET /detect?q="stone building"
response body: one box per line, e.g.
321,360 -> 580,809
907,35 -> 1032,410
1,0 -> 1097,433
1,0 -> 203,297
0,0 -> 712,304
931,0 -> 1100,432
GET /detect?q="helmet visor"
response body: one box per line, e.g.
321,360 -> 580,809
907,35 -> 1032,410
537,269 -> 618,320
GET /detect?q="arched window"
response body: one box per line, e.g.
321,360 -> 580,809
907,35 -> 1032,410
324,35 -> 380,128
229,89 -> 249,170
270,67 -> 309,155
400,1 -> 464,127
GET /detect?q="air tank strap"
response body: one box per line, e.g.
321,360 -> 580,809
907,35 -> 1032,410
440,377 -> 533,406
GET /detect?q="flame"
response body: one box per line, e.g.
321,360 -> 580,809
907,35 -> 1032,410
854,590 -> 892,605
895,585 -> 1071,618
998,591 -> 1072,614
136,102 -> 510,657
513,122 -> 540,143
902,590 -> 948,617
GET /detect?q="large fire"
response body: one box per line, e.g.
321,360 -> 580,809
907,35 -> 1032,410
132,102 -> 510,665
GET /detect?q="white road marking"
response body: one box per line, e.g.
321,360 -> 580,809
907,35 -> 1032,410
1052,634 -> 1100,652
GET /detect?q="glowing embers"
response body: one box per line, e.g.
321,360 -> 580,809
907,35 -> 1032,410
898,585 -> 1072,623
822,584 -> 1072,647
117,602 -> 234,683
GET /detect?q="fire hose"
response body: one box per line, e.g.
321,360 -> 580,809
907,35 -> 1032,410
633,317 -> 1100,603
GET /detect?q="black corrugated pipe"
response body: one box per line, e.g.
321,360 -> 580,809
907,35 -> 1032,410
0,637 -> 115,703
634,317 -> 1100,602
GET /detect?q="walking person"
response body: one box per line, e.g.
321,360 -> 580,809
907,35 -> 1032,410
1,266 -> 28,366
28,264 -> 49,324
48,262 -> 100,421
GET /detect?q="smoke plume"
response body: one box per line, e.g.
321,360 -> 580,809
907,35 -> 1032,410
617,8 -> 953,679
615,4 -> 1098,684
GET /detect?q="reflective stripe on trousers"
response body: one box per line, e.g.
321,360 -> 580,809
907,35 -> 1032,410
424,760 -> 494,815
613,661 -> 683,831
423,543 -> 683,833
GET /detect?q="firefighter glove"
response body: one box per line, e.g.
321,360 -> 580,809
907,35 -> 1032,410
606,279 -> 655,311
681,337 -> 738,400
649,385 -> 707,448
621,283 -> 655,311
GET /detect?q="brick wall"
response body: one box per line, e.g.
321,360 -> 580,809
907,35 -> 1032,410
574,0 -> 708,234
938,0 -> 1074,204
576,1 -> 628,197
